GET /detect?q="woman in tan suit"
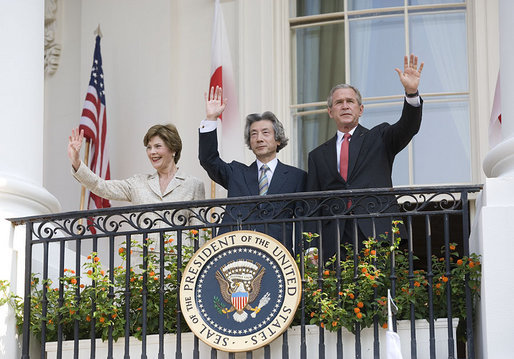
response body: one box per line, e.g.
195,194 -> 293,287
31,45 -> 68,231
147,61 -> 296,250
68,124 -> 205,206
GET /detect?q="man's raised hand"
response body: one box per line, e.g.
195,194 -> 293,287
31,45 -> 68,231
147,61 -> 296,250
395,54 -> 424,94
205,86 -> 227,121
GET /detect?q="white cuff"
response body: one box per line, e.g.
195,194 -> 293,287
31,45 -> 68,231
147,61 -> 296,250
199,119 -> 218,133
405,95 -> 421,107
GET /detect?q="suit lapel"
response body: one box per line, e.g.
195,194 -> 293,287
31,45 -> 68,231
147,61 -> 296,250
148,170 -> 184,198
322,135 -> 342,181
348,125 -> 367,180
268,161 -> 288,194
148,173 -> 162,198
244,162 -> 260,196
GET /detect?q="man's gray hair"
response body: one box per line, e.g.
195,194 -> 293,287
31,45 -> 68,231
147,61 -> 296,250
244,111 -> 288,152
327,84 -> 363,107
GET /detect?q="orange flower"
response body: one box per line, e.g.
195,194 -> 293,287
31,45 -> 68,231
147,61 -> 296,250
354,307 -> 360,314
450,245 -> 456,251
80,284 -> 84,288
190,229 -> 199,236
323,270 -> 330,276
119,247 -> 125,254
435,283 -> 442,289
70,278 -> 77,285
338,291 -> 343,296
361,267 -> 368,274
48,319 -> 53,324
149,271 -> 155,277
130,277 -> 135,282
86,315 -> 91,322
364,249 -> 370,256
112,313 -> 117,319
70,270 -> 75,274
153,276 -> 159,281
87,255 -> 91,260
382,323 -> 388,329
320,323 -> 325,328
99,317 -> 105,323
348,293 -> 355,299
414,281 -> 420,287
469,261 -> 475,268
69,309 -> 75,315
64,268 -> 68,272
87,270 -> 92,275
441,276 -> 449,283
332,321 -> 338,327
100,270 -> 105,276
94,257 -> 100,262
357,302 -> 364,308
457,259 -> 463,266
370,250 -> 376,256
150,247 -> 155,251
310,312 -> 315,318
167,274 -> 172,279
356,312 -> 363,319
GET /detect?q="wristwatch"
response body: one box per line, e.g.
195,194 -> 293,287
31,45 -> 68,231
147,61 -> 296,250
405,90 -> 419,98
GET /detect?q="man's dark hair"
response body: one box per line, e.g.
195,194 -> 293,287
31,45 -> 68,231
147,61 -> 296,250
244,111 -> 288,152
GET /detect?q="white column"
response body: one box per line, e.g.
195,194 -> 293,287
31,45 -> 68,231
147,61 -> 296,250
475,1 -> 514,358
0,1 -> 60,358
483,0 -> 514,177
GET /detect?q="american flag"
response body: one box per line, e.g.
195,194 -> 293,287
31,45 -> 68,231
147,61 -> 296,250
79,35 -> 111,209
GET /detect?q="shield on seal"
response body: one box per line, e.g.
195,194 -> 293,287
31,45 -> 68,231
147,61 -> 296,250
231,291 -> 249,311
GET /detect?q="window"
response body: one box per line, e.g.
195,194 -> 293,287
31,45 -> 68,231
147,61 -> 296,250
290,0 -> 470,185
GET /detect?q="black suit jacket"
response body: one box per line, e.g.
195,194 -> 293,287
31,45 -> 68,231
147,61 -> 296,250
306,99 -> 423,258
199,129 -> 307,252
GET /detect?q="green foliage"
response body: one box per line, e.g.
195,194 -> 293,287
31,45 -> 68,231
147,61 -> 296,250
2,224 -> 481,342
299,221 -> 482,333
8,230 -> 208,342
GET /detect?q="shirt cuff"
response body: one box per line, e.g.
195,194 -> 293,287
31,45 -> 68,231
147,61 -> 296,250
199,119 -> 218,133
405,95 -> 421,107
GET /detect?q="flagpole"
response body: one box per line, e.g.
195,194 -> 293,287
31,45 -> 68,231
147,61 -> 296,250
79,139 -> 91,210
79,25 -> 101,211
95,24 -> 102,38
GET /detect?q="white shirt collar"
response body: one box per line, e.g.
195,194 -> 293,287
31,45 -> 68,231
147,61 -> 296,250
337,127 -> 357,143
256,158 -> 278,173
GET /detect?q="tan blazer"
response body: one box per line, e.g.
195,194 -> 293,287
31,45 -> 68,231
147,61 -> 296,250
73,161 -> 205,205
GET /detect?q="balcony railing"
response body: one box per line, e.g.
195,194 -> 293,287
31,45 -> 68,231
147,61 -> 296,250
9,185 -> 482,359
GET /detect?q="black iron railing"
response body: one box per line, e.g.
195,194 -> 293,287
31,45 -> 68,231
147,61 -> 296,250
9,185 -> 482,359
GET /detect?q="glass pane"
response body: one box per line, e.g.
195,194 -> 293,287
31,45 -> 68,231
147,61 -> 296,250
295,23 -> 345,104
409,12 -> 468,94
296,111 -> 336,171
295,0 -> 344,17
409,0 -> 464,5
358,102 -> 410,186
413,99 -> 471,184
349,15 -> 405,97
348,0 -> 404,11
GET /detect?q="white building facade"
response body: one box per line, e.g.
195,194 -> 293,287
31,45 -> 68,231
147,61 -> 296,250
0,0 -> 511,357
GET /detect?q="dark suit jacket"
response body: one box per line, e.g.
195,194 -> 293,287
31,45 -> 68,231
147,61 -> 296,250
199,129 -> 307,252
306,99 -> 423,259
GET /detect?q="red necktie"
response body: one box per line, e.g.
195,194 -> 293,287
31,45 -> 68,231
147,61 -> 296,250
339,133 -> 351,181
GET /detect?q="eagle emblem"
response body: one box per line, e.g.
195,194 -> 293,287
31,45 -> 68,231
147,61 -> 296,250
215,260 -> 271,323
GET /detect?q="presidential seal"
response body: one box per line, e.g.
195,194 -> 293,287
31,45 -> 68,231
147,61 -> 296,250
179,231 -> 301,352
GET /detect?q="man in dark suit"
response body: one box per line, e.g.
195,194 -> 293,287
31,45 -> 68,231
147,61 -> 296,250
199,86 -> 307,253
306,54 -> 424,262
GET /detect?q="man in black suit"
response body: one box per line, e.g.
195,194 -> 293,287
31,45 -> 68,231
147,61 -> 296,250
199,86 -> 307,252
306,54 -> 424,262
